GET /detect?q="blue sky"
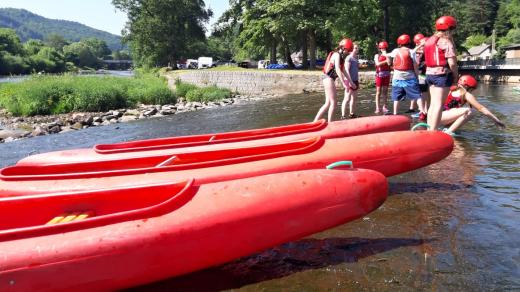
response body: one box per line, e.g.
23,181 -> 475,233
0,0 -> 229,36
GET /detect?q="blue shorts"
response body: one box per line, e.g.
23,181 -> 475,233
391,79 -> 421,101
426,73 -> 453,88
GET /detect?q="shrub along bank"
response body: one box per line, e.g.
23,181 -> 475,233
0,74 -> 233,117
174,79 -> 232,102
0,74 -> 176,116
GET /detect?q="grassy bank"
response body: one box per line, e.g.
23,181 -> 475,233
175,79 -> 232,103
0,74 -> 176,116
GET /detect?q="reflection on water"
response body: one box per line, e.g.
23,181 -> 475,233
1,83 -> 518,290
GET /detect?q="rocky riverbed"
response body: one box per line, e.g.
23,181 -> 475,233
0,94 -> 278,143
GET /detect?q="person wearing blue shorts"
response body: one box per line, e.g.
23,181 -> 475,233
389,34 -> 423,115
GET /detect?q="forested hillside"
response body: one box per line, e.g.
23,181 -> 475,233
0,8 -> 122,50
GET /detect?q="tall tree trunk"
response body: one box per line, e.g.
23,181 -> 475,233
302,30 -> 308,69
325,30 -> 333,53
282,36 -> 295,69
270,39 -> 277,64
381,0 -> 390,41
308,29 -> 317,69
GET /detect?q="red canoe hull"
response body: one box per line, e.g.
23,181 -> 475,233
0,169 -> 387,291
16,115 -> 410,166
0,131 -> 453,197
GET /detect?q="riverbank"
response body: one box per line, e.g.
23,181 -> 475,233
0,94 -> 278,143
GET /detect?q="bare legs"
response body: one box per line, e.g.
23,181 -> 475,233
375,86 -> 389,114
441,108 -> 473,132
420,91 -> 430,113
314,77 -> 337,122
427,86 -> 449,131
375,86 -> 381,113
341,89 -> 357,117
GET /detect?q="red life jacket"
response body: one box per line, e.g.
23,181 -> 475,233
424,35 -> 447,67
393,47 -> 414,71
376,55 -> 391,72
323,51 -> 344,79
444,90 -> 465,110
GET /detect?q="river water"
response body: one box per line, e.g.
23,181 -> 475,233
0,84 -> 518,290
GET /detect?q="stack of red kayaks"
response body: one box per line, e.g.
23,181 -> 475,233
0,169 -> 387,291
0,130 -> 453,196
0,115 -> 454,291
16,115 -> 410,166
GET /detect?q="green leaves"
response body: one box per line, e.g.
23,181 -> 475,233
112,0 -> 211,67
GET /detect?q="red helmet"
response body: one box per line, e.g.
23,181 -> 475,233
339,38 -> 354,52
458,75 -> 478,89
397,34 -> 411,45
413,33 -> 425,45
436,16 -> 457,31
378,41 -> 389,49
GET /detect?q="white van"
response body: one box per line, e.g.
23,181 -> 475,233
197,57 -> 213,69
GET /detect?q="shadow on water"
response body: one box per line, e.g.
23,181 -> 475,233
129,237 -> 431,291
388,182 -> 469,196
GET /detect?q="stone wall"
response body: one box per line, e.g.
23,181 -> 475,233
166,70 -> 376,96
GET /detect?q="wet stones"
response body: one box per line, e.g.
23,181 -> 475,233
0,95 -> 248,143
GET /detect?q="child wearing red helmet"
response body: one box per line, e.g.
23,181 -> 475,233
388,34 -> 423,115
440,75 -> 505,135
424,16 -> 459,131
407,33 -> 429,120
314,38 -> 356,122
374,41 -> 391,114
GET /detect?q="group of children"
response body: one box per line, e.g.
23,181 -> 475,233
315,15 -> 505,135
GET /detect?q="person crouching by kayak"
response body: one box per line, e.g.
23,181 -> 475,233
388,34 -> 423,115
424,15 -> 459,131
440,75 -> 505,135
314,38 -> 355,122
341,43 -> 360,119
374,41 -> 391,114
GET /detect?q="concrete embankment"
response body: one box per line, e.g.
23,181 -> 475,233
165,70 -> 377,96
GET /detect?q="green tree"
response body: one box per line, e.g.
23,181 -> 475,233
494,1 -> 513,37
506,0 -> 520,28
0,28 -> 24,55
112,0 -> 212,68
463,34 -> 489,50
449,0 -> 498,48
23,39 -> 45,56
112,50 -> 131,60
45,34 -> 69,52
82,38 -> 112,59
63,42 -> 100,68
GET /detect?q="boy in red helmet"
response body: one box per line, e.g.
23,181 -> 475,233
440,75 -> 505,135
374,41 -> 391,114
388,34 -> 423,115
424,16 -> 459,131
314,38 -> 356,122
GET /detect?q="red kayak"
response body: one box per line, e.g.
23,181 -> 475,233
16,115 -> 410,166
0,131 -> 453,196
0,169 -> 387,291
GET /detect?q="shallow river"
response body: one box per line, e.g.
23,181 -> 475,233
0,84 -> 518,291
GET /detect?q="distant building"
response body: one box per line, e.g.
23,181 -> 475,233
462,44 -> 497,61
501,43 -> 520,59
